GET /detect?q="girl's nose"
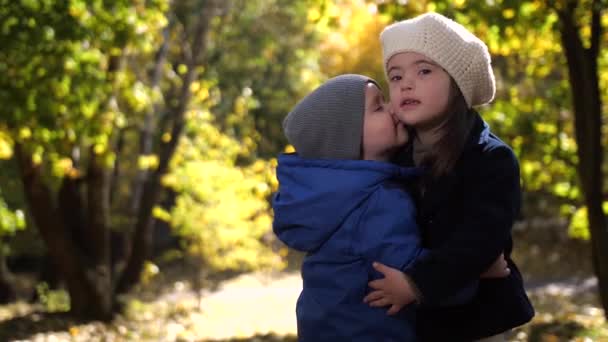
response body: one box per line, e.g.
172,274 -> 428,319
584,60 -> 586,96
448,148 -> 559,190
400,75 -> 415,90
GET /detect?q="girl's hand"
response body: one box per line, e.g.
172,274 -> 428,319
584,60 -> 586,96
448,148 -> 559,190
363,262 -> 417,315
480,253 -> 510,278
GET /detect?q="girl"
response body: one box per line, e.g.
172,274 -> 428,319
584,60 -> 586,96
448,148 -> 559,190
363,12 -> 535,341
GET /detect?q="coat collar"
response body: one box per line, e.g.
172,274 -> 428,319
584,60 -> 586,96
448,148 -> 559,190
392,110 -> 488,167
415,110 -> 489,217
464,111 -> 490,151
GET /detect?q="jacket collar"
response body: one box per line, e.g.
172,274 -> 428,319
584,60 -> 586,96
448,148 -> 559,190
392,110 -> 489,168
464,111 -> 490,151
414,110 -> 489,216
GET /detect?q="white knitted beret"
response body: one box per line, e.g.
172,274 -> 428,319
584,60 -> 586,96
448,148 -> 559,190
380,12 -> 495,108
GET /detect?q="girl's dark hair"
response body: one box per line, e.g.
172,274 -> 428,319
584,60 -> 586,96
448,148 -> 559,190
422,79 -> 475,178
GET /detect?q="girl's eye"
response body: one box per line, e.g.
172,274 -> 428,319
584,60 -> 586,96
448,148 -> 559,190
418,68 -> 432,76
390,75 -> 401,82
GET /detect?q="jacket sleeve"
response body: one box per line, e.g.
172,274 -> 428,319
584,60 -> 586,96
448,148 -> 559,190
406,146 -> 521,306
355,186 -> 424,274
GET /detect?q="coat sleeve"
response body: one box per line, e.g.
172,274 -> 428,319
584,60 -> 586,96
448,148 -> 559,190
406,146 -> 521,306
355,186 -> 424,274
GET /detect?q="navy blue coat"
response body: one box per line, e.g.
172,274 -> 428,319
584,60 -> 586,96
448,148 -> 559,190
272,154 -> 425,341
395,113 -> 535,341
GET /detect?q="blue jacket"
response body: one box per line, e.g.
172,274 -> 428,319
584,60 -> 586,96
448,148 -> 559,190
272,154 -> 424,341
394,112 -> 535,341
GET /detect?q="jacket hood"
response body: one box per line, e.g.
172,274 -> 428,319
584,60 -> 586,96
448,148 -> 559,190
272,153 -> 420,252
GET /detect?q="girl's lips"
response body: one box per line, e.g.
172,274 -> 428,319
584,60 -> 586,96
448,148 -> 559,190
400,98 -> 421,108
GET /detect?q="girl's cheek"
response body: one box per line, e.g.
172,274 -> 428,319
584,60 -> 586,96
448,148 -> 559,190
388,88 -> 399,101
389,98 -> 400,111
393,107 -> 405,123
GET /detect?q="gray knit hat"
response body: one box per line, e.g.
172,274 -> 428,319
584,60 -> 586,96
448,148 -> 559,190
381,12 -> 495,107
283,74 -> 373,160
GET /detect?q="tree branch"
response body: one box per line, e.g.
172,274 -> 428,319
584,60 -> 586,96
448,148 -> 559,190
130,23 -> 172,215
109,128 -> 125,205
590,0 -> 602,59
116,0 -> 221,294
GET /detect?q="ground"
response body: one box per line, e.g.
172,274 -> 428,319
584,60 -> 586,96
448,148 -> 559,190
0,223 -> 607,341
0,268 -> 606,341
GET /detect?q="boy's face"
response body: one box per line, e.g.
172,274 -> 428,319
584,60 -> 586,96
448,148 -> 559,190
386,52 -> 453,131
361,82 -> 409,161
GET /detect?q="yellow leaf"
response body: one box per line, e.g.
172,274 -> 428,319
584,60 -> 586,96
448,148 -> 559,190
69,326 -> 79,336
19,127 -> 31,139
94,143 -> 106,154
138,154 -> 159,170
52,157 -> 73,177
153,205 -> 172,222
503,8 -> 515,19
0,136 -> 13,159
190,81 -> 200,93
307,8 -> 321,22
32,153 -> 42,165
279,247 -> 289,257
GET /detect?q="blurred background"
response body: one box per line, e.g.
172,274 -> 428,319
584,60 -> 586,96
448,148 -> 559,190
0,0 -> 607,341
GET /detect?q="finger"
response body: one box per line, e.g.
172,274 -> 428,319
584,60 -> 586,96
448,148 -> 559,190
363,290 -> 384,303
495,253 -> 506,266
372,262 -> 392,276
496,267 -> 510,278
368,297 -> 392,308
499,266 -> 510,276
368,279 -> 385,290
387,303 -> 404,316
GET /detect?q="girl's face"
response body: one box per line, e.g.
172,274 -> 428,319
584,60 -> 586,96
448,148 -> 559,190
362,82 -> 408,161
387,52 -> 454,131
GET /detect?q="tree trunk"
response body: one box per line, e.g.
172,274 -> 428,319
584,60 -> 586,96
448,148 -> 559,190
557,0 -> 608,315
15,144 -> 112,320
83,149 -> 113,317
0,248 -> 16,304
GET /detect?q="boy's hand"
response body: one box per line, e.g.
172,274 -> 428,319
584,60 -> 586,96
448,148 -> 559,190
363,262 -> 417,315
480,253 -> 510,278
